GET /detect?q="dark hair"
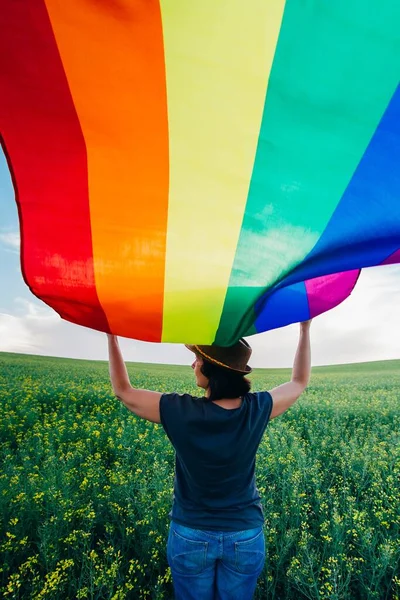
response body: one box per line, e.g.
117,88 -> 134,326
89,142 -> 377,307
200,359 -> 251,402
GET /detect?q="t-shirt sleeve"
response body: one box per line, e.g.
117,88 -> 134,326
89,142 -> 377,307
258,390 -> 273,429
159,392 -> 192,444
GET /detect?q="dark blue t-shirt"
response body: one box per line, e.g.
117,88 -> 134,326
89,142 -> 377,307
159,391 -> 273,531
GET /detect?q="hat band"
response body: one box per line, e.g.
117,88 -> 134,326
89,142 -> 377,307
194,345 -> 246,373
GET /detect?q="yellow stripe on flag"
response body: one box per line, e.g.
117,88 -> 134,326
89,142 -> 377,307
160,0 -> 286,343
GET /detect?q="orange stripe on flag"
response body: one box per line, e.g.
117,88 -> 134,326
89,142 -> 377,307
44,0 -> 169,341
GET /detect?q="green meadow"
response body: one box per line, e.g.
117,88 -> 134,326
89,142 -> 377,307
0,352 -> 399,599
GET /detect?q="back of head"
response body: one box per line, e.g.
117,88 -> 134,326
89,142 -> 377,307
200,360 -> 251,402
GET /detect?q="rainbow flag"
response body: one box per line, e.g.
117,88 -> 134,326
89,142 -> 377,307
0,0 -> 399,345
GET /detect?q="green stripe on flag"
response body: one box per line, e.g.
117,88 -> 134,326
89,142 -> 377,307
216,0 -> 400,345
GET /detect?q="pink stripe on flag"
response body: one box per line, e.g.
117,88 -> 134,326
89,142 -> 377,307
381,249 -> 400,265
306,270 -> 360,317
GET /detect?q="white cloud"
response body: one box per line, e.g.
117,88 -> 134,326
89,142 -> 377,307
0,230 -> 20,250
14,297 -> 55,318
0,313 -> 39,353
0,298 -> 59,353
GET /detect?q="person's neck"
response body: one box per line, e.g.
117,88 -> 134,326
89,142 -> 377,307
205,388 -> 243,409
212,397 -> 242,409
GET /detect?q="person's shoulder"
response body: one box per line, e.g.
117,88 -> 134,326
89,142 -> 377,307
161,392 -> 198,402
246,390 -> 272,403
159,393 -> 202,434
246,390 -> 273,412
160,392 -> 201,410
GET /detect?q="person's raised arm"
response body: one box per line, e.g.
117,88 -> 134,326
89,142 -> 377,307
269,320 -> 311,419
107,334 -> 161,423
107,334 -> 131,394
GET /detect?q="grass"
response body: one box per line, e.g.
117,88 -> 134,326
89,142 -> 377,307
0,352 -> 399,599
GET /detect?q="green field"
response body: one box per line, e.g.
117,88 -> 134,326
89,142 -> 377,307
0,352 -> 399,599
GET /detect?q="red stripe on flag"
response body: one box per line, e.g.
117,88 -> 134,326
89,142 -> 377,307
0,0 -> 110,332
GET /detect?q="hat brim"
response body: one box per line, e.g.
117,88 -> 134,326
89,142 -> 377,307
185,344 -> 252,374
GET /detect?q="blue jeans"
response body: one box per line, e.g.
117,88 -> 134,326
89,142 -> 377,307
167,521 -> 265,600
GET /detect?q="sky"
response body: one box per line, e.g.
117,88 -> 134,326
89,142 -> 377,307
0,147 -> 399,369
